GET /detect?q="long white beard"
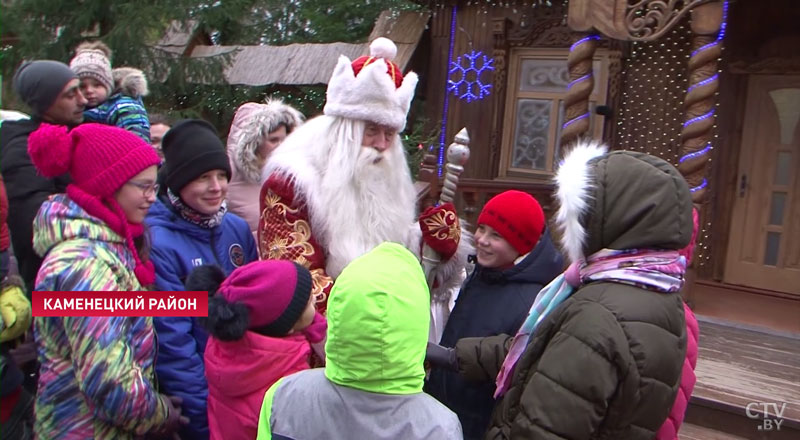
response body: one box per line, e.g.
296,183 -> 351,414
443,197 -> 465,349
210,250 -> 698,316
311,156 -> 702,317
310,134 -> 417,279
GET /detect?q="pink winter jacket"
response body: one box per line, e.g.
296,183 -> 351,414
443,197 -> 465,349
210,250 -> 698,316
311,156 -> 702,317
205,331 -> 312,440
656,302 -> 699,440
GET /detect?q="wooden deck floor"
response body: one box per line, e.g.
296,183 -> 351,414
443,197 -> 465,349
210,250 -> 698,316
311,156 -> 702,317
692,319 -> 800,423
679,422 -> 749,439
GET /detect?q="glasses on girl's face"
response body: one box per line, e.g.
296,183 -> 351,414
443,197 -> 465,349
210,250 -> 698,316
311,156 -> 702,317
126,181 -> 160,197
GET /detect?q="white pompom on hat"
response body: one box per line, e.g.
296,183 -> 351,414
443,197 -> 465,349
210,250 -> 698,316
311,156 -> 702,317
323,37 -> 418,132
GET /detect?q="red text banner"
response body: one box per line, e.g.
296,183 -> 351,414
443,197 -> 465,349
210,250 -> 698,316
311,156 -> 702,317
32,291 -> 208,317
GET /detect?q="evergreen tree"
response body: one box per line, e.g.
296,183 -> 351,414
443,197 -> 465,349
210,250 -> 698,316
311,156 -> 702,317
1,0 -> 422,131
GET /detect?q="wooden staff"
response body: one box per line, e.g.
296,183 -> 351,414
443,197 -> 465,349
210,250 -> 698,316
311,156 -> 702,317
422,127 -> 471,287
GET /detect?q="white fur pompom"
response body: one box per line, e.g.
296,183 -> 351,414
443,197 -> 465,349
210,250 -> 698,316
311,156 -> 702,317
370,37 -> 397,60
554,140 -> 607,263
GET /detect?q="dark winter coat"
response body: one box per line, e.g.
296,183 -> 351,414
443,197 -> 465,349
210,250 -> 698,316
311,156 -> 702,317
426,229 -> 563,439
146,198 -> 258,440
455,148 -> 692,440
0,118 -> 70,292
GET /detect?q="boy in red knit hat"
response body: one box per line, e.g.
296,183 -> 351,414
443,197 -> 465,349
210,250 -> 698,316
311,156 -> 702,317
426,190 -> 563,439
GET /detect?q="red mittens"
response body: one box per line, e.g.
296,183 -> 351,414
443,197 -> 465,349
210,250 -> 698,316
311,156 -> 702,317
418,202 -> 461,260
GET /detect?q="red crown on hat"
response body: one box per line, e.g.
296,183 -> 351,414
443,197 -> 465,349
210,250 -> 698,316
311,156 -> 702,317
323,37 -> 418,132
350,38 -> 404,88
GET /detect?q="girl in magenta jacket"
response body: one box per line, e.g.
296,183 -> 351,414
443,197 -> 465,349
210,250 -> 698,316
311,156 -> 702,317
187,260 -> 326,440
656,208 -> 701,440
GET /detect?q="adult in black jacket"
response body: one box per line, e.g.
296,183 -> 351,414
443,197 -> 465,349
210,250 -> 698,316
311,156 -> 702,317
0,61 -> 86,292
426,190 -> 563,439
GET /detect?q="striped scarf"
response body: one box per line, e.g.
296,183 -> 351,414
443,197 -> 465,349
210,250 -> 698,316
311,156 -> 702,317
494,248 -> 687,398
167,188 -> 227,229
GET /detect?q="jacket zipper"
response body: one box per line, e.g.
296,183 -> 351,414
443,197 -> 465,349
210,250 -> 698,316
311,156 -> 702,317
209,229 -> 221,266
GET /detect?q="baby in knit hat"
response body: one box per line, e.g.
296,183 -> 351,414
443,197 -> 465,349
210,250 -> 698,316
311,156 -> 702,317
69,41 -> 151,142
425,190 -> 564,439
186,261 -> 326,440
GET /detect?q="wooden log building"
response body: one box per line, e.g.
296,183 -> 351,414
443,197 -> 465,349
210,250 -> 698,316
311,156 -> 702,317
411,1 -> 800,437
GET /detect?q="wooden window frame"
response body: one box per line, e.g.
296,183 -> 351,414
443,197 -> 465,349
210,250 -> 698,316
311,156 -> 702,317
498,48 -> 610,180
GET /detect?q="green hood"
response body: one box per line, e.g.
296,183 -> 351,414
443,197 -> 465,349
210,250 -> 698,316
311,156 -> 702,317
324,242 -> 429,395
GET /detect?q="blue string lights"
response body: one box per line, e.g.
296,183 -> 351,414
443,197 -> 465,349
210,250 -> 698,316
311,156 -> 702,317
683,109 -> 715,128
562,112 -> 590,130
690,178 -> 708,193
447,50 -> 495,103
570,34 -> 601,52
683,0 -> 729,195
691,0 -> 728,58
679,143 -> 712,163
687,73 -> 719,93
567,73 -> 592,90
435,6 -> 459,178
562,34 -> 600,131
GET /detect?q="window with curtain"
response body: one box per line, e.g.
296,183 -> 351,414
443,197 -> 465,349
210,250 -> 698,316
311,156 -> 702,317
498,48 -> 609,179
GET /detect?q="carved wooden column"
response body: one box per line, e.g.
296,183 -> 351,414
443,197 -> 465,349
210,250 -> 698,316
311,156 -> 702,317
489,17 -> 511,177
560,34 -> 599,148
678,1 -> 725,204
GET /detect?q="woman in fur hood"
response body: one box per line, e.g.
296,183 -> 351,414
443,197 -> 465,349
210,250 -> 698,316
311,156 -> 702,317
226,98 -> 304,237
69,41 -> 151,142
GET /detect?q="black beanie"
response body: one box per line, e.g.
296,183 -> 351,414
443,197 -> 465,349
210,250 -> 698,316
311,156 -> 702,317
12,60 -> 78,117
163,119 -> 232,193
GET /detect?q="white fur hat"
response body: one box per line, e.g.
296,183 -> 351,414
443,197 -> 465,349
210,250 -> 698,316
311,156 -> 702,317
323,37 -> 418,132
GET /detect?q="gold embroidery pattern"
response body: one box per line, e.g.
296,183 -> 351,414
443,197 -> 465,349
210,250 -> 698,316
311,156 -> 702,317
260,187 -> 333,310
422,210 -> 461,242
309,268 -> 332,306
260,188 -> 315,262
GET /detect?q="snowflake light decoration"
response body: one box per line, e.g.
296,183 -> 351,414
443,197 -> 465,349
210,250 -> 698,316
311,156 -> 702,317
447,50 -> 495,103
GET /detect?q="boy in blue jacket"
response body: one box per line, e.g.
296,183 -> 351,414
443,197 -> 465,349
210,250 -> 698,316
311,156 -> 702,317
147,119 -> 257,439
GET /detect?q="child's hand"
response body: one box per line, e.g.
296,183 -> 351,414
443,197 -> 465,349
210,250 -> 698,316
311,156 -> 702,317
302,312 -> 327,343
151,394 -> 189,439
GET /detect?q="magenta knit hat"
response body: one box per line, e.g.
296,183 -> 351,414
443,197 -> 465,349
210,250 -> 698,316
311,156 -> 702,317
28,123 -> 161,285
218,260 -> 313,336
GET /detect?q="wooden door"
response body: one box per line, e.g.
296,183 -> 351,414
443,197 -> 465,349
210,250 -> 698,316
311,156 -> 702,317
725,75 -> 800,294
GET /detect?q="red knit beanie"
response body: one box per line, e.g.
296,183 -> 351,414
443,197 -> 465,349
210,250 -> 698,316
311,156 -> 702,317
218,260 -> 313,336
477,190 -> 545,256
28,123 -> 161,285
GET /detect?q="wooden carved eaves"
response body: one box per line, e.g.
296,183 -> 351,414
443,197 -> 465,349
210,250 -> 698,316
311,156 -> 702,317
569,0 -> 715,41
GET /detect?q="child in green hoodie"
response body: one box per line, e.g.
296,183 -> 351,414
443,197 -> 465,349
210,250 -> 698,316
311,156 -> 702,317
257,242 -> 463,440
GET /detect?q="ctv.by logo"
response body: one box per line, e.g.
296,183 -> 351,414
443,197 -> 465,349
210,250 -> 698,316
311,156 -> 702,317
746,402 -> 787,431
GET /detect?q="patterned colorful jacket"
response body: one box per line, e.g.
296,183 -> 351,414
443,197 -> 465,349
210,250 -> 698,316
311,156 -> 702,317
32,194 -> 170,440
83,68 -> 150,142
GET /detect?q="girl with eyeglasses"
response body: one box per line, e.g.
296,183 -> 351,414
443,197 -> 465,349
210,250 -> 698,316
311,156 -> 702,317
28,123 -> 187,439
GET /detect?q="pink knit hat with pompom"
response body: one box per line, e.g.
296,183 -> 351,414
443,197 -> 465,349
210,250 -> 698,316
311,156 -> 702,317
28,123 -> 161,285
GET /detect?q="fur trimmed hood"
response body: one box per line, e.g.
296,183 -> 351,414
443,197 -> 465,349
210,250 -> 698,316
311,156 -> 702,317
112,67 -> 148,98
554,140 -> 693,263
227,99 -> 304,184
